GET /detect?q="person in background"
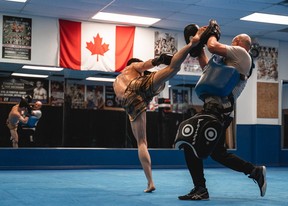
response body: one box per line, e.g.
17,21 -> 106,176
6,98 -> 30,148
19,101 -> 42,144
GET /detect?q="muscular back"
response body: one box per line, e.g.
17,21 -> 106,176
7,105 -> 27,125
8,106 -> 21,124
113,66 -> 142,99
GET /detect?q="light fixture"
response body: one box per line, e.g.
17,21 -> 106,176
22,65 -> 63,71
241,13 -> 288,25
5,0 -> 27,2
86,77 -> 115,82
12,73 -> 48,78
92,12 -> 160,26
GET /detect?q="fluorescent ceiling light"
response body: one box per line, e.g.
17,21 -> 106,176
92,12 -> 160,26
241,13 -> 288,25
86,77 -> 115,82
5,0 -> 27,2
22,65 -> 63,71
12,73 -> 48,78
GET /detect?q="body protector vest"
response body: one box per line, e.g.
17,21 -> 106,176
194,55 -> 241,101
174,54 -> 255,159
20,116 -> 39,128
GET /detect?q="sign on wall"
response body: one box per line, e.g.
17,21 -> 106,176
0,77 -> 49,104
2,15 -> 32,60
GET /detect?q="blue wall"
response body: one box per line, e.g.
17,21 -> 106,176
236,124 -> 282,166
0,124 -> 286,170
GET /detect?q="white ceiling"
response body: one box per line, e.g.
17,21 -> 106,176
1,0 -> 288,41
0,0 -> 287,83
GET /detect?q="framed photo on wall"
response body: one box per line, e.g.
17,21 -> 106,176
2,15 -> 32,60
50,80 -> 64,106
170,87 -> 191,114
105,85 -> 121,108
154,31 -> 178,57
86,85 -> 104,110
65,82 -> 85,109
256,46 -> 278,82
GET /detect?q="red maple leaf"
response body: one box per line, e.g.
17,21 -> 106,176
86,33 -> 109,61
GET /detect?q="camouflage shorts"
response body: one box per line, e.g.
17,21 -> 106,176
122,72 -> 165,121
6,120 -> 18,130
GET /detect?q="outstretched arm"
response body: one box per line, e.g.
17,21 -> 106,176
132,60 -> 155,73
133,53 -> 173,73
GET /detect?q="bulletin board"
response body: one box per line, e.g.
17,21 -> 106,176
257,82 -> 278,118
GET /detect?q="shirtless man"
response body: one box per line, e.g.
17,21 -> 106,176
6,99 -> 30,148
33,81 -> 47,100
113,30 -> 203,193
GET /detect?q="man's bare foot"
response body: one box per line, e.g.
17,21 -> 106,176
144,186 -> 156,193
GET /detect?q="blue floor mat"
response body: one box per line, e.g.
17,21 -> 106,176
0,167 -> 287,206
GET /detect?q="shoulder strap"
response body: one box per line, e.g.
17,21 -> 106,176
247,52 -> 255,79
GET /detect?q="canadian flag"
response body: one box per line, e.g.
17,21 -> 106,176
59,19 -> 135,72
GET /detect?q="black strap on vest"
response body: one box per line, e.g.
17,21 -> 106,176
247,52 -> 255,79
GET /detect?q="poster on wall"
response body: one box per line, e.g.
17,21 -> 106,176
0,77 -> 48,104
170,87 -> 191,114
105,85 -> 121,108
178,55 -> 202,75
256,46 -> 278,82
86,85 -> 104,110
154,31 -> 178,57
2,15 -> 32,60
65,83 -> 85,109
50,80 -> 64,106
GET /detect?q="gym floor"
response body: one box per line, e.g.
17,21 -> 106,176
0,167 -> 287,206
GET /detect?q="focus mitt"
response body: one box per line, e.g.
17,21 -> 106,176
200,19 -> 221,45
184,23 -> 204,57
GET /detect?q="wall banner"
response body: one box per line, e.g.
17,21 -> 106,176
0,77 -> 48,104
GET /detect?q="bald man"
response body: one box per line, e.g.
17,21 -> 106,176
176,21 -> 266,200
20,101 -> 43,143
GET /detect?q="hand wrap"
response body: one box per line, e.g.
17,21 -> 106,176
152,53 -> 173,66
